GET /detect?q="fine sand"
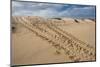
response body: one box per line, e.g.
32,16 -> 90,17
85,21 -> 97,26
11,16 -> 96,65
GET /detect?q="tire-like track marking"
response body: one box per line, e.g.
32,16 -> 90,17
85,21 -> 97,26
12,16 -> 95,61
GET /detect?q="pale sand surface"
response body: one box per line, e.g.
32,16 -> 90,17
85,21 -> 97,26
58,22 -> 95,47
12,16 -> 96,65
12,25 -> 67,65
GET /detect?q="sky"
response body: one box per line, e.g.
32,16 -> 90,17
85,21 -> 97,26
12,1 -> 96,19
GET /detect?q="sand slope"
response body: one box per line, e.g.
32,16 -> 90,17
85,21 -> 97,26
11,16 -> 96,65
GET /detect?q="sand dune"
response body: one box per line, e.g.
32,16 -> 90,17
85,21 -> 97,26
11,16 -> 96,65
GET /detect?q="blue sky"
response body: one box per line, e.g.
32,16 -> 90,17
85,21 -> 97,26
12,1 -> 96,19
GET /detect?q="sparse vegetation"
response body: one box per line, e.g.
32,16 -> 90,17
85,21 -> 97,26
12,23 -> 17,33
74,19 -> 79,23
53,18 -> 62,20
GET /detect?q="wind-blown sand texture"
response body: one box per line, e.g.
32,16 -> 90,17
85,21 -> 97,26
11,16 -> 96,65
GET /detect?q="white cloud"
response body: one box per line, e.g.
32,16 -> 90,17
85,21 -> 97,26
12,1 -> 96,19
